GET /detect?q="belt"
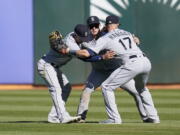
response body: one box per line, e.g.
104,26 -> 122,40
41,56 -> 59,68
129,54 -> 146,59
129,55 -> 137,59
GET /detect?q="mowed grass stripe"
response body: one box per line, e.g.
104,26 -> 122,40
0,105 -> 51,111
0,103 -> 179,115
0,96 -> 179,104
0,90 -> 178,99
0,89 -> 179,135
0,89 -> 178,96
1,100 -> 180,108
0,123 -> 179,135
67,97 -> 180,104
0,97 -> 50,102
0,109 -> 179,121
0,116 -> 47,121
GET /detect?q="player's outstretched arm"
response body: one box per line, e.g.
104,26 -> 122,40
60,48 -> 115,62
74,49 -> 115,60
76,49 -> 90,57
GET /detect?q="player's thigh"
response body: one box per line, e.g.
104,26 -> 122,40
121,79 -> 137,93
102,67 -> 136,90
43,63 -> 61,89
37,59 -> 46,76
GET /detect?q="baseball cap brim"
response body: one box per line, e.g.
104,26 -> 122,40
88,22 -> 100,25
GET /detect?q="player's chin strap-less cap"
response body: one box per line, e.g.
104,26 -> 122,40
87,16 -> 100,25
106,15 -> 120,25
74,24 -> 93,42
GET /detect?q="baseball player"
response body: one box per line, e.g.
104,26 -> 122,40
76,16 -> 156,123
69,15 -> 160,124
37,31 -> 82,123
38,25 -> 114,123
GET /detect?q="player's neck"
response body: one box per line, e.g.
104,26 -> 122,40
108,28 -> 118,32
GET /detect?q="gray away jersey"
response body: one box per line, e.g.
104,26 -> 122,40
88,29 -> 143,62
83,40 -> 122,71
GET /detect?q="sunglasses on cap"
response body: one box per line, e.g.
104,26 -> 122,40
89,23 -> 100,29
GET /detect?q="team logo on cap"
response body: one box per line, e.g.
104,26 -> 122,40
85,32 -> 88,36
91,17 -> 95,22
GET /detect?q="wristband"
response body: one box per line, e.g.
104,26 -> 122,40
69,50 -> 77,55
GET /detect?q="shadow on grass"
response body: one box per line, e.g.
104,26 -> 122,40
78,121 -> 143,124
0,121 -> 48,123
0,120 -> 143,124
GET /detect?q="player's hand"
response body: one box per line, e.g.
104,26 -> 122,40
102,51 -> 115,60
133,34 -> 140,45
76,49 -> 90,58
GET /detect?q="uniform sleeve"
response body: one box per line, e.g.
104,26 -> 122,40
64,33 -> 80,51
88,36 -> 109,54
78,55 -> 103,62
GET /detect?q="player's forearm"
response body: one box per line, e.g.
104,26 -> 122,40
76,49 -> 90,58
79,55 -> 103,62
61,48 -> 91,58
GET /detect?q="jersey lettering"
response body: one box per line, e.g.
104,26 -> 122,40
119,37 -> 132,50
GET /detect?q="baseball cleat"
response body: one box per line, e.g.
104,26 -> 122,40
99,119 -> 122,124
77,119 -> 86,123
61,116 -> 81,124
143,118 -> 160,123
48,116 -> 60,123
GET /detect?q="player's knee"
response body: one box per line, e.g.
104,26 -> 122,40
84,87 -> 94,94
49,86 -> 62,94
101,82 -> 109,91
63,83 -> 72,92
84,82 -> 95,93
128,90 -> 140,99
136,84 -> 146,93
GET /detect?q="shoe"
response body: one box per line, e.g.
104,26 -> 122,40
77,119 -> 86,123
48,116 -> 60,123
99,119 -> 122,124
61,116 -> 81,124
143,118 -> 160,123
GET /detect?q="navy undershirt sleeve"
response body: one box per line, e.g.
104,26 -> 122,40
78,55 -> 103,62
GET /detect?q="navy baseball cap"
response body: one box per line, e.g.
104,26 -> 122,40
87,16 -> 100,25
106,15 -> 120,25
74,24 -> 93,42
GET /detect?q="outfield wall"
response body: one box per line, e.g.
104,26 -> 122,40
34,0 -> 91,85
0,0 -> 179,84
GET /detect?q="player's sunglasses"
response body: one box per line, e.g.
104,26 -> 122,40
89,24 -> 99,29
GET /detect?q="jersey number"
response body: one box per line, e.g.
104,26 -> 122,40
119,37 -> 131,50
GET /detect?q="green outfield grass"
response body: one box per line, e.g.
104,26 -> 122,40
0,89 -> 179,135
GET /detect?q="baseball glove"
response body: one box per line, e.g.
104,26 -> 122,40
49,31 -> 67,52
